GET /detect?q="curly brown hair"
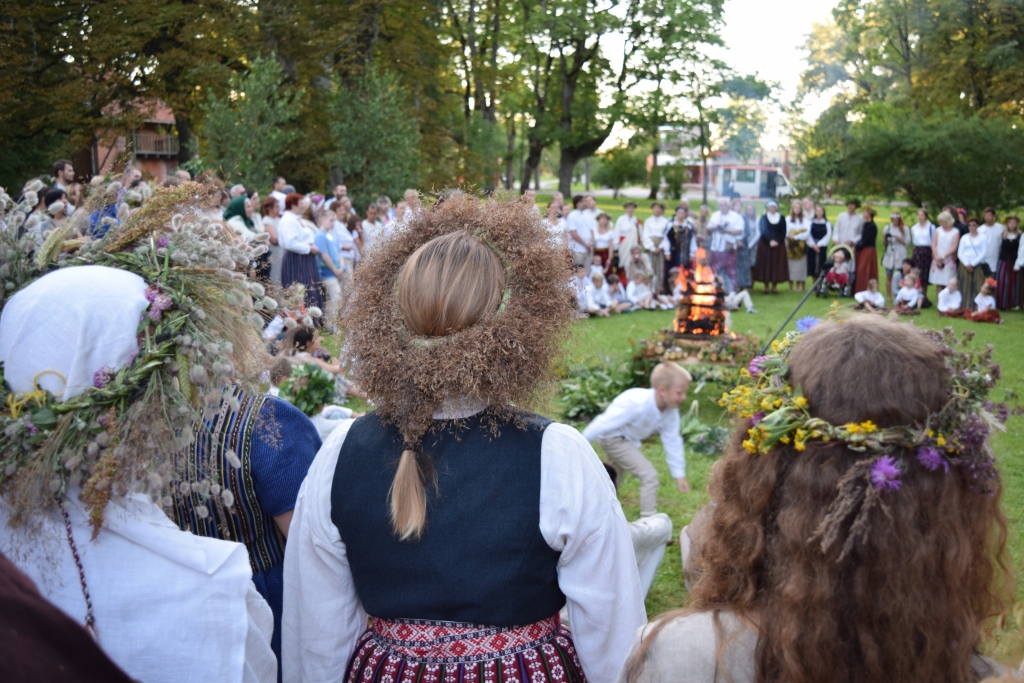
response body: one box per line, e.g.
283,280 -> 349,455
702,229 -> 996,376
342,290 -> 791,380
343,193 -> 574,540
629,317 -> 1011,683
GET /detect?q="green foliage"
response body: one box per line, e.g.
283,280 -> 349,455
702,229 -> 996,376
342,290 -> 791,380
279,363 -> 336,417
200,57 -> 303,192
659,163 -> 689,200
592,145 -> 648,196
557,359 -> 632,420
327,66 -> 422,209
838,105 -> 1024,211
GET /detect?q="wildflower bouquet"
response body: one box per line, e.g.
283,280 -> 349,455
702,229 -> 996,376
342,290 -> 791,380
719,321 -> 1011,559
279,363 -> 336,417
0,178 -> 280,533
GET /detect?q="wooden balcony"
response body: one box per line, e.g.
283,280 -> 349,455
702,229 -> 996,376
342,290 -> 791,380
132,132 -> 180,157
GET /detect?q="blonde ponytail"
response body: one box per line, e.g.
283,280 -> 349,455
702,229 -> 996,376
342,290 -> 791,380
388,446 -> 428,541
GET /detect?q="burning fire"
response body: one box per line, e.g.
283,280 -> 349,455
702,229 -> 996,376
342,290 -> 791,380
673,248 -> 724,336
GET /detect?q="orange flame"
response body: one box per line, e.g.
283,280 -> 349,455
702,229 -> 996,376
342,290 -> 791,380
673,248 -> 726,336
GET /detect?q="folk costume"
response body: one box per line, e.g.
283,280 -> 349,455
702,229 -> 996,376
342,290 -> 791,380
854,220 -> 879,294
929,225 -> 959,287
664,217 -> 695,293
753,206 -> 788,286
806,217 -> 831,278
910,220 -> 935,298
278,209 -> 325,318
0,249 -> 278,681
283,196 -> 646,683
995,232 -> 1023,310
957,231 -> 988,307
170,387 -> 322,673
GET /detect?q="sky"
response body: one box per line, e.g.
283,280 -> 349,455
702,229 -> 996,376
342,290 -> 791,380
716,0 -> 838,148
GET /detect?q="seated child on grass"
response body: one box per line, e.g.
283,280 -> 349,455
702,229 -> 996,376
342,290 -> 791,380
585,272 -> 612,317
826,250 -> 851,289
967,279 -> 1002,324
606,274 -> 635,313
937,277 -> 963,317
853,278 -> 886,312
627,272 -> 657,310
893,273 -> 921,315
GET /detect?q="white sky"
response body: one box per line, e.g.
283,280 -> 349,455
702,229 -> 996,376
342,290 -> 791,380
602,0 -> 838,151
715,0 -> 838,148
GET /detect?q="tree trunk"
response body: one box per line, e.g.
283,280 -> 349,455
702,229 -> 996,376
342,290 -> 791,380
558,147 -> 575,197
648,144 -> 659,200
584,157 -> 590,191
534,166 -> 540,190
701,153 -> 709,206
521,133 -> 544,195
175,113 -> 194,164
504,117 -> 516,190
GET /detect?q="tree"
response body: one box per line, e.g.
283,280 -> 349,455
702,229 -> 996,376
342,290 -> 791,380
842,106 -> 1024,212
327,66 -> 422,209
200,57 -> 303,191
592,144 -> 647,197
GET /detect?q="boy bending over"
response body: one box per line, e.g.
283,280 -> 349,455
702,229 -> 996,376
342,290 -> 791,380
582,362 -> 692,517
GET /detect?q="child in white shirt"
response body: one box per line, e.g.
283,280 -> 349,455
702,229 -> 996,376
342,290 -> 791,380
582,362 -> 692,517
894,273 -> 921,315
854,278 -> 886,312
606,275 -> 635,313
585,273 -> 612,317
967,280 -> 1002,323
627,272 -> 656,310
937,278 -> 963,317
570,264 -> 589,315
590,253 -> 607,280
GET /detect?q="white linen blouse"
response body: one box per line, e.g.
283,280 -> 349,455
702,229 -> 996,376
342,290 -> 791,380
278,211 -> 316,255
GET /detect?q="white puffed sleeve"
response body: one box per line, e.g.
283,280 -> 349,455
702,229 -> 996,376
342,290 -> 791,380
282,422 -> 367,683
539,423 -> 647,683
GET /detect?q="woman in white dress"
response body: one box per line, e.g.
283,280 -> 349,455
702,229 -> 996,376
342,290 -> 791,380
785,202 -> 809,291
930,210 -> 961,292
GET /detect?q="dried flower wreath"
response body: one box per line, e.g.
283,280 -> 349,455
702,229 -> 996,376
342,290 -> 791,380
719,321 -> 1010,560
343,192 -> 575,450
0,179 -> 280,534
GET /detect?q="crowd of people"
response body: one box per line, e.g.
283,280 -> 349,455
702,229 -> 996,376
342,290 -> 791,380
0,161 -> 1021,683
550,190 -> 1022,325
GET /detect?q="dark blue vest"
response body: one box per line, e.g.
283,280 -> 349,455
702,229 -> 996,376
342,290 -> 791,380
330,411 -> 565,626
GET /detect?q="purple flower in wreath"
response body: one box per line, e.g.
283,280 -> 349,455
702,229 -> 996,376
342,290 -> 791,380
144,286 -> 160,303
147,292 -> 173,321
93,366 -> 115,389
916,446 -> 949,473
869,455 -> 902,492
751,412 -> 765,424
25,420 -> 38,436
748,356 -> 769,378
156,236 -> 170,248
796,316 -> 820,333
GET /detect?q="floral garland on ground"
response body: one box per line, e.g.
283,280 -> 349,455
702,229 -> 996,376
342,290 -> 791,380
0,178 -> 281,534
719,321 -> 1010,560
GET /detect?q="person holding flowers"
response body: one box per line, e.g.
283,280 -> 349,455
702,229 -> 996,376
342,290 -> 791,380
621,315 -> 1014,683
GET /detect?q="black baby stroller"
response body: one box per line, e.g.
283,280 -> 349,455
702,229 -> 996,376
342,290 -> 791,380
815,244 -> 855,298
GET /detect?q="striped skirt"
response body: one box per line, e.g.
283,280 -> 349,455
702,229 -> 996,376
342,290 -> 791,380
996,259 -> 1023,310
281,251 -> 325,319
345,615 -> 586,683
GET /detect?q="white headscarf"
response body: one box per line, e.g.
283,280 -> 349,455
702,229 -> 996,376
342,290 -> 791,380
0,265 -> 149,400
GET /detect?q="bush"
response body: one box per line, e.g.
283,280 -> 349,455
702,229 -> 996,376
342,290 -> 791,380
278,362 -> 335,416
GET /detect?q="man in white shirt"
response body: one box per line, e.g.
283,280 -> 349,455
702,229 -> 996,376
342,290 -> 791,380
323,184 -> 348,211
978,207 -> 1005,273
270,175 -> 288,213
360,203 -> 386,253
615,201 -> 642,267
567,195 -> 594,269
834,199 -> 864,246
52,158 -> 76,212
707,198 -> 745,293
582,362 -> 692,517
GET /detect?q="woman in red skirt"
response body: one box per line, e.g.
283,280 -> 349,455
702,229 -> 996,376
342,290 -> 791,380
854,205 -> 879,294
283,196 -> 645,683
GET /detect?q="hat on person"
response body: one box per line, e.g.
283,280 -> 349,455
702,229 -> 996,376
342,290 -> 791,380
766,200 -> 779,210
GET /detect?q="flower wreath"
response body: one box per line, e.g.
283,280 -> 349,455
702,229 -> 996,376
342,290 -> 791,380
719,321 -> 1010,560
0,180 -> 289,534
343,192 -> 575,448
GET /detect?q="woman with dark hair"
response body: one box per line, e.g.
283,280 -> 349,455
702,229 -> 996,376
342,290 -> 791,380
854,204 -> 879,294
278,192 -> 324,320
806,204 -> 831,280
283,196 -> 644,683
995,215 -> 1022,310
258,196 -> 280,283
911,208 -> 936,304
958,217 -> 989,307
622,315 -> 1013,683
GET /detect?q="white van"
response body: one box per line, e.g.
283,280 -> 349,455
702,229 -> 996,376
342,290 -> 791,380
717,166 -> 795,200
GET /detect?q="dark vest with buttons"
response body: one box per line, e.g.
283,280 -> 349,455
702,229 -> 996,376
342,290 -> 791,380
330,410 -> 564,626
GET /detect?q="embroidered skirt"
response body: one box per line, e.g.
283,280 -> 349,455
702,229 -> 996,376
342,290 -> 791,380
752,241 -> 788,285
854,246 -> 878,294
344,615 -> 586,683
996,259 -> 1023,310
